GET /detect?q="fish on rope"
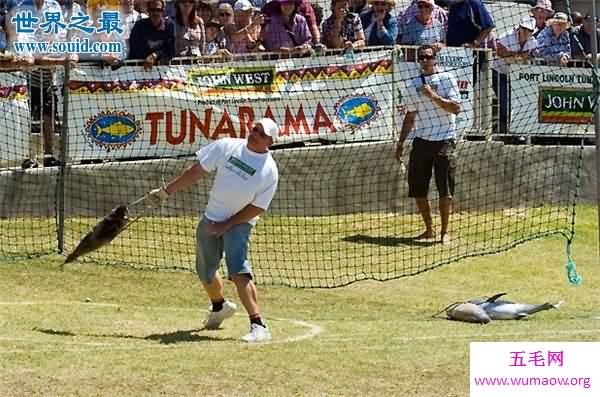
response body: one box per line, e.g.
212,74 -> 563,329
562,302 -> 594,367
63,195 -> 148,265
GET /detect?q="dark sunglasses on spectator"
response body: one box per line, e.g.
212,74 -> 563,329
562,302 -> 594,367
418,54 -> 435,60
417,3 -> 432,8
179,0 -> 194,4
220,12 -> 232,16
148,7 -> 164,12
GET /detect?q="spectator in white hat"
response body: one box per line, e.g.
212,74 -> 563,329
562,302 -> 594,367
147,118 -> 280,344
226,0 -> 265,53
492,16 -> 538,134
530,0 -> 554,37
534,11 -> 571,66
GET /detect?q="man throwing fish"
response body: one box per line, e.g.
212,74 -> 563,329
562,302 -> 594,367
147,118 -> 280,343
395,44 -> 461,245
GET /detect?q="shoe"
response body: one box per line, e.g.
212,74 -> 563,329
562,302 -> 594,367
203,300 -> 237,330
21,158 -> 39,169
43,156 -> 60,167
241,323 -> 272,343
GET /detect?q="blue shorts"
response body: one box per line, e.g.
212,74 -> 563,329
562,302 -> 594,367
195,216 -> 254,283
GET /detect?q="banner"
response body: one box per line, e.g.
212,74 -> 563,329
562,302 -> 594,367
538,87 -> 593,124
0,72 -> 30,164
67,50 -> 395,161
66,48 -> 476,161
510,65 -> 594,136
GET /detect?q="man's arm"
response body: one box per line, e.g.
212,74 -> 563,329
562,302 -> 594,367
395,110 -> 416,161
207,204 -> 266,236
164,162 -> 207,194
421,85 -> 460,115
147,161 -> 207,207
496,41 -> 513,57
473,27 -> 493,47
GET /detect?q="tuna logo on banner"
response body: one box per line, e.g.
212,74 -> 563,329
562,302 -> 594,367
84,111 -> 142,150
335,94 -> 379,128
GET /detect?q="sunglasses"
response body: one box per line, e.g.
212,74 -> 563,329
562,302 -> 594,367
418,54 -> 435,61
219,12 -> 233,16
417,3 -> 432,8
178,0 -> 194,3
148,7 -> 164,12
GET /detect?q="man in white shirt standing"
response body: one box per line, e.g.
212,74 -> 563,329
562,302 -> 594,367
148,118 -> 280,343
492,16 -> 537,134
395,44 -> 461,245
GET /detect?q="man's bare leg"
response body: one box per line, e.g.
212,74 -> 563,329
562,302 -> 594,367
415,197 -> 435,239
439,196 -> 452,245
231,274 -> 260,318
202,273 -> 224,302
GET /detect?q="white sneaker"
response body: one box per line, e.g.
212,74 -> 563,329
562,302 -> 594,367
241,323 -> 272,343
203,300 -> 237,330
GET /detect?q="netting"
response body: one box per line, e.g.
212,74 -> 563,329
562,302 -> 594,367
0,0 -> 593,287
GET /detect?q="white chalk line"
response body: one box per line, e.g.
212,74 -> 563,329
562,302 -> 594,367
0,300 -> 323,351
320,328 -> 600,344
2,301 -> 597,351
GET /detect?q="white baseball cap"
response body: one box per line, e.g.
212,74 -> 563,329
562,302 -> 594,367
257,118 -> 279,139
519,16 -> 535,31
234,0 -> 253,11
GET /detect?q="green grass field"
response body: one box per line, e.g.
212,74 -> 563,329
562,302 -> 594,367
1,206 -> 599,397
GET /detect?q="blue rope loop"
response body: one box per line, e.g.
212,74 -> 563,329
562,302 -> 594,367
565,241 -> 582,286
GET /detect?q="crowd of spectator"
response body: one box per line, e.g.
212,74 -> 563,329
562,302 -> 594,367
1,0 -> 600,165
2,0 -> 599,65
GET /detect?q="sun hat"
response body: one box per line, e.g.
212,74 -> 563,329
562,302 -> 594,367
369,0 -> 395,6
518,16 -> 535,31
546,12 -> 570,27
530,0 -> 554,14
234,0 -> 253,12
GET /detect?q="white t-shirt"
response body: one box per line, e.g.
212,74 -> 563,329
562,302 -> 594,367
404,70 -> 461,141
492,27 -> 538,75
196,138 -> 278,224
